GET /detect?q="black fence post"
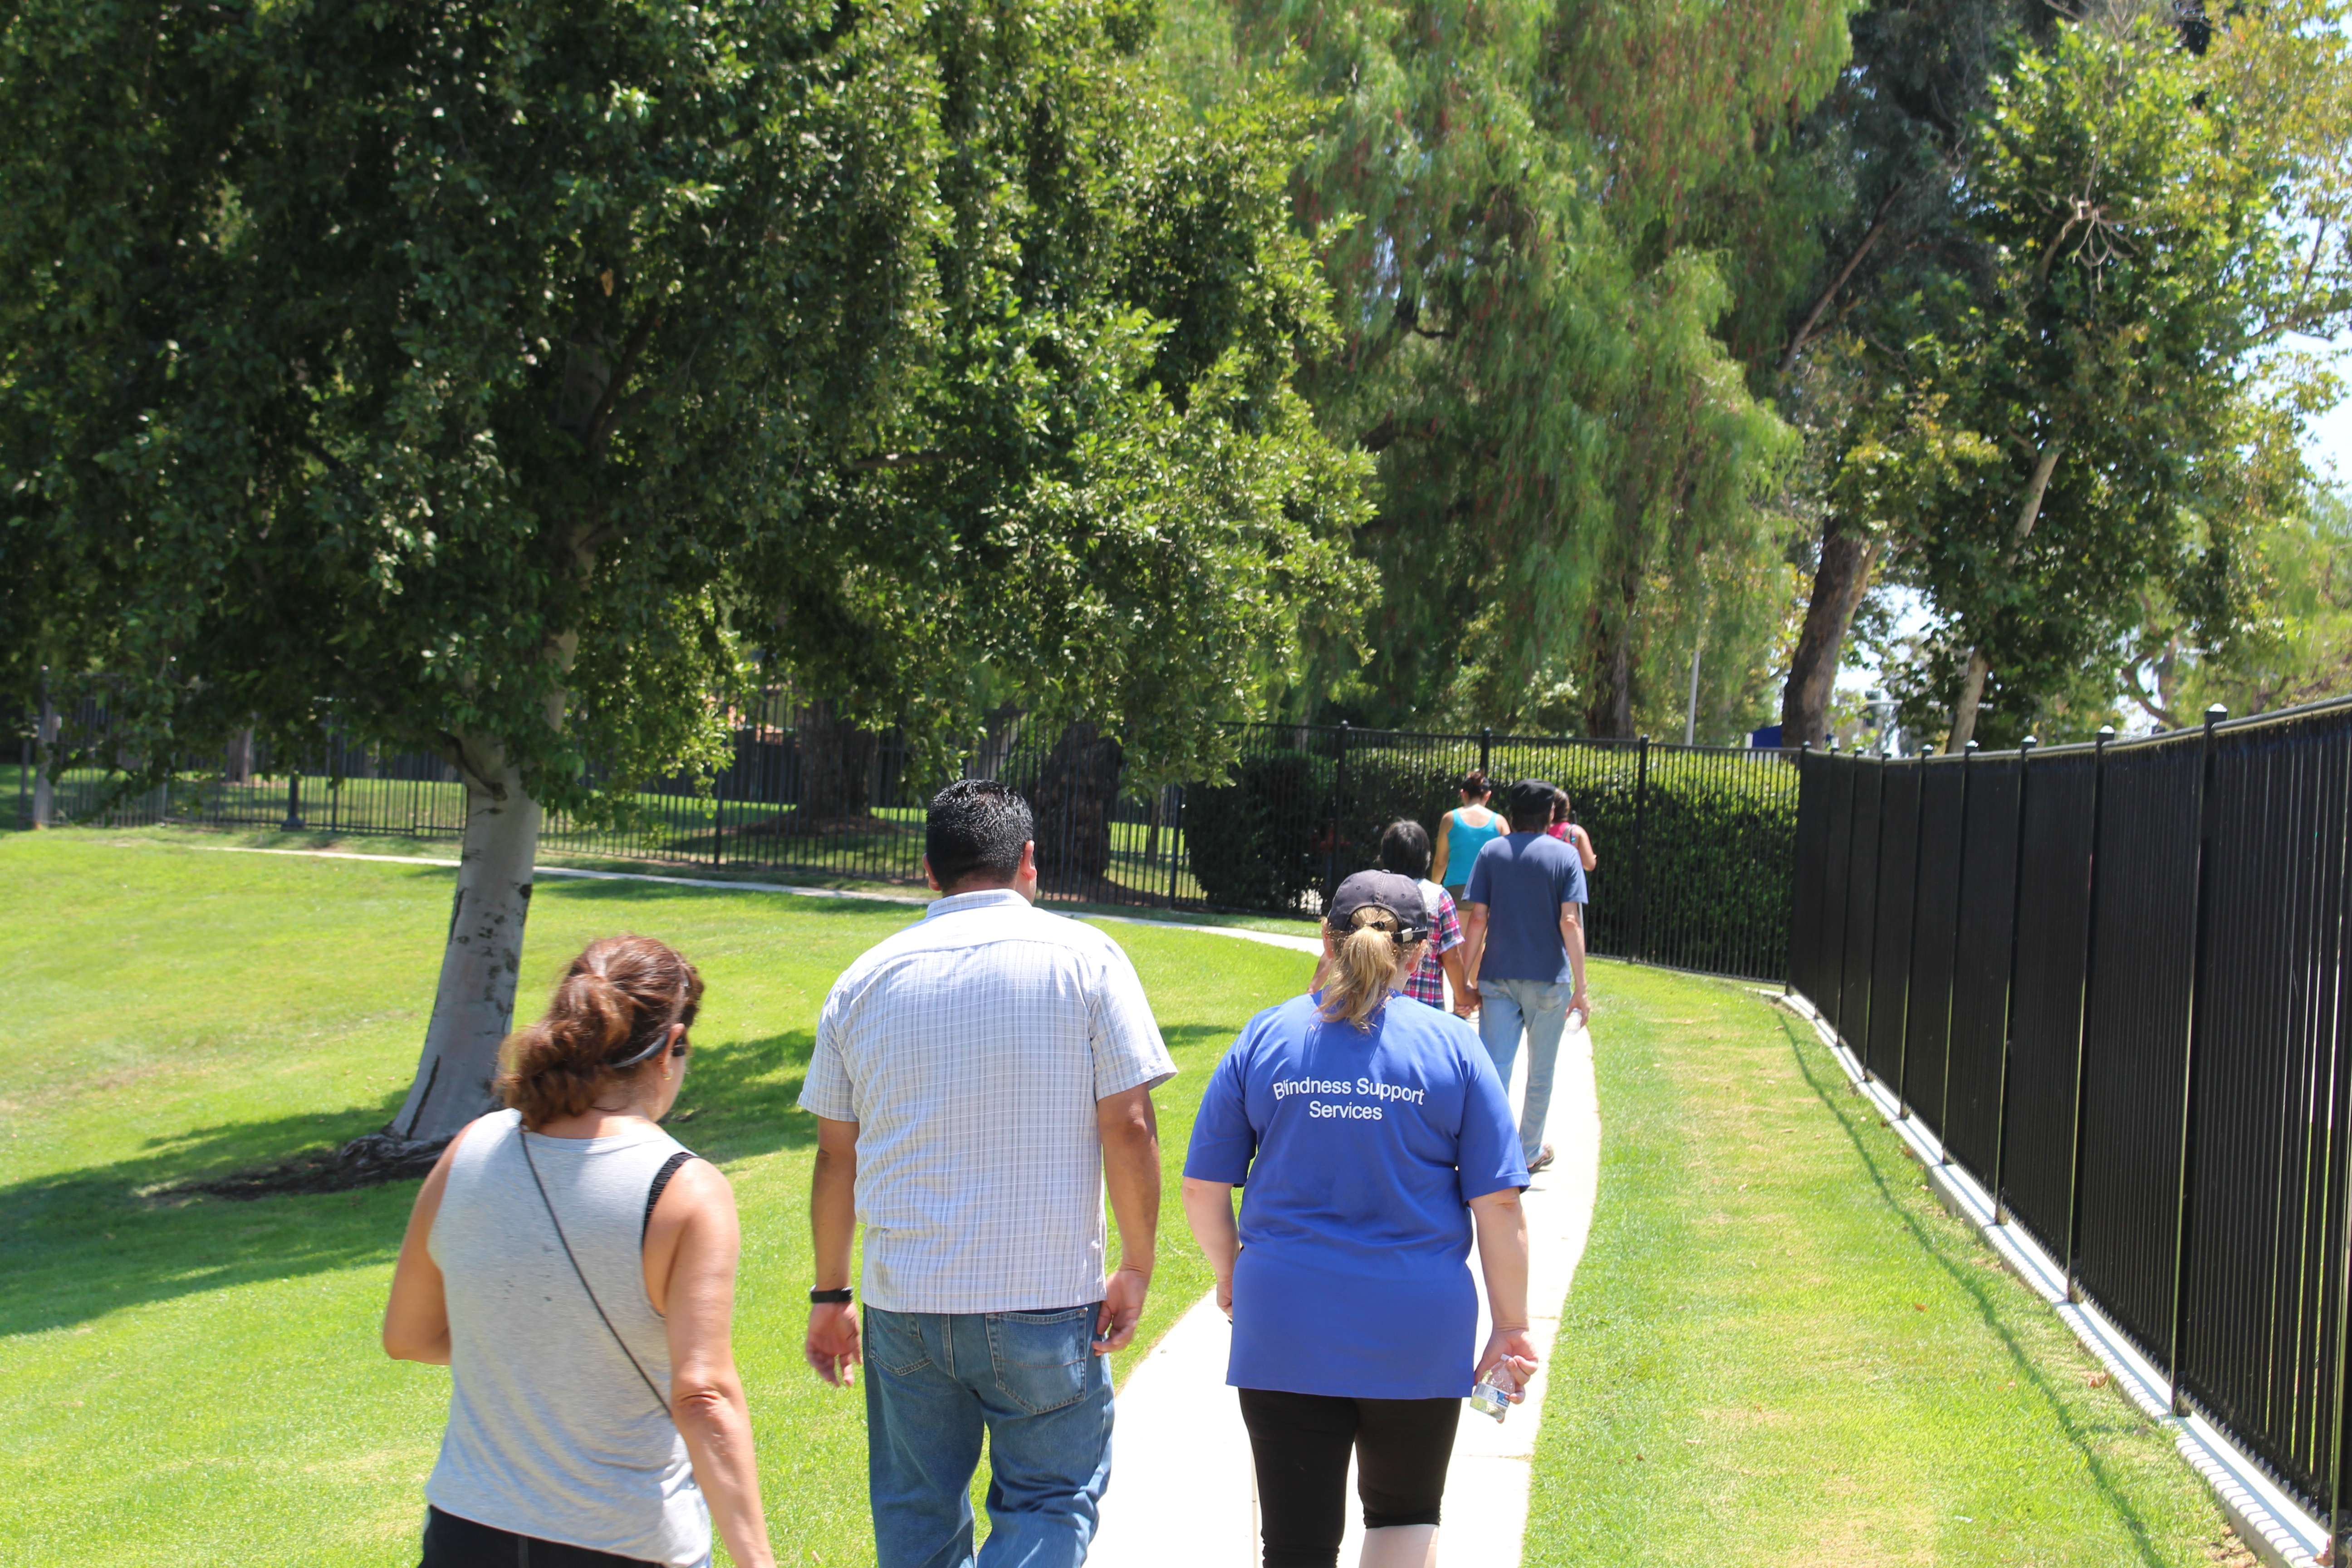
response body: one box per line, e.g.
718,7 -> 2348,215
712,773 -> 726,869
1479,726 -> 1493,780
1896,756 -> 1927,1119
1165,786 -> 1184,907
15,724 -> 26,830
2063,725 -> 2114,1302
1632,735 -> 1651,963
1327,721 -> 1350,906
2330,1085 -> 2352,1563
1786,740 -> 1810,998
2169,704 -> 2228,1416
1829,742 -> 1857,1041
281,766 -> 304,832
1937,741 -> 1976,1165
1989,735 -> 2035,1221
1858,757 -> 1888,1076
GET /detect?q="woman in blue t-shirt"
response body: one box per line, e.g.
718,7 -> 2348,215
1183,870 -> 1536,1568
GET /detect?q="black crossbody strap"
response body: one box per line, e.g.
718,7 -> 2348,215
517,1130 -> 670,1417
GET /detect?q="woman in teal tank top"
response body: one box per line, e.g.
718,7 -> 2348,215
1431,770 -> 1505,890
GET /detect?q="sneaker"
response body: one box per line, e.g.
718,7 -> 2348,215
1526,1144 -> 1556,1175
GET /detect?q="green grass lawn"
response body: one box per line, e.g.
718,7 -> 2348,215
1529,963 -> 2251,1567
0,833 -> 1307,1566
2,831 -> 2253,1567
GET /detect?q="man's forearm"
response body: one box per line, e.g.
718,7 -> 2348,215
1461,910 -> 1488,985
1100,1098 -> 1161,1277
809,1146 -> 857,1289
1564,911 -> 1587,996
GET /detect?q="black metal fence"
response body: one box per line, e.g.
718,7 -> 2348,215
1787,699 -> 2352,1539
15,706 -> 1800,980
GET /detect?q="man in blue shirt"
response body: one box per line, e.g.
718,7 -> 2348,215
1460,779 -> 1589,1174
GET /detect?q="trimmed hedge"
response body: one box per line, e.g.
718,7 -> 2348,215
1185,739 -> 1798,981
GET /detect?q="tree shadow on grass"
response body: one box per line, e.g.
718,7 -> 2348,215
1776,1011 -> 2175,1568
0,1029 -> 818,1339
533,875 -> 926,913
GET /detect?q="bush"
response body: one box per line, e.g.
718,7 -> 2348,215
1184,751 -> 1333,913
1183,735 -> 1798,979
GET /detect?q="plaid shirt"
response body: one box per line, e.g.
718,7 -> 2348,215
800,889 -> 1176,1314
1403,881 -> 1465,1007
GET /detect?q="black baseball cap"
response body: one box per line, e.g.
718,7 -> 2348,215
1326,870 -> 1431,941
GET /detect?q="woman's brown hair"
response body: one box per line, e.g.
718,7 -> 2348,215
499,935 -> 704,1128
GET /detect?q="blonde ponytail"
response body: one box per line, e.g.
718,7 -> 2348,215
1318,906 -> 1426,1031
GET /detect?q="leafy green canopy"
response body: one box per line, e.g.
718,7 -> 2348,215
0,0 -> 1368,804
1184,0 -> 1849,736
1851,6 -> 2352,745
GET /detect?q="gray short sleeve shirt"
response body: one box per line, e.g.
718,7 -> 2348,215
800,888 -> 1177,1314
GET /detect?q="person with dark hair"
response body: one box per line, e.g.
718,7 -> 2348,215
1427,770 -> 1504,895
1380,819 -> 1470,1015
1305,822 -> 1471,1017
383,935 -> 776,1568
1183,870 -> 1535,1568
800,778 -> 1177,1568
1544,787 -> 1597,875
1459,779 -> 1588,1176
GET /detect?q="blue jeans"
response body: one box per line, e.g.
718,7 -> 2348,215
862,1304 -> 1114,1568
1478,977 -> 1571,1164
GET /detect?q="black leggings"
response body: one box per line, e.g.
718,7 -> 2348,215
1237,1388 -> 1461,1568
418,1506 -> 661,1567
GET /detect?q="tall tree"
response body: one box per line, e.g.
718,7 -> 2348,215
0,0 -> 1366,1166
1868,5 -> 2352,747
1188,0 -> 1848,735
1764,0 -> 2047,746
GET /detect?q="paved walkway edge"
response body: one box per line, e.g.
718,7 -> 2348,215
1772,988 -> 2328,1568
184,845 -> 1333,951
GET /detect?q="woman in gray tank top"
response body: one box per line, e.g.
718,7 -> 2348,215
384,936 -> 777,1568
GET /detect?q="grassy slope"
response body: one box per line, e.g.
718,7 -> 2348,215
0,833 -> 1307,1567
1528,961 -> 2249,1568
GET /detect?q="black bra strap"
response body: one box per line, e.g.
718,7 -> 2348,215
642,1150 -> 699,1245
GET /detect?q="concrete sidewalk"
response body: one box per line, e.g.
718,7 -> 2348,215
1091,1017 -> 1601,1568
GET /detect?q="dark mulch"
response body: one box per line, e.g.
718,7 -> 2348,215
181,1132 -> 446,1200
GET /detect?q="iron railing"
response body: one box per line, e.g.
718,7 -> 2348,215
1786,698 -> 2352,1543
15,706 -> 1801,980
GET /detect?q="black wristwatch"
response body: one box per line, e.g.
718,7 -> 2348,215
809,1287 -> 853,1304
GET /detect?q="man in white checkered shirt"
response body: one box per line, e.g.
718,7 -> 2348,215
800,779 -> 1175,1568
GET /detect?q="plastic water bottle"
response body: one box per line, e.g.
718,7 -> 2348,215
1470,1359 -> 1520,1422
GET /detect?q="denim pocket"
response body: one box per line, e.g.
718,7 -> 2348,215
986,1306 -> 1096,1415
864,1308 -> 934,1378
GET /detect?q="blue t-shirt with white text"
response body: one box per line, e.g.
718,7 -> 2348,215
1184,992 -> 1529,1399
1463,830 -> 1588,983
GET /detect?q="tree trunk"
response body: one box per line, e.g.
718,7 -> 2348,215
1585,454 -> 1654,740
1029,722 -> 1124,892
1781,517 -> 1878,748
1945,648 -> 1993,751
32,690 -> 55,828
341,732 -> 544,1176
1945,441 -> 2062,752
224,725 -> 255,784
795,699 -> 877,821
971,703 -> 1026,781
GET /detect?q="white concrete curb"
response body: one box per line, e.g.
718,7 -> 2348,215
1771,987 -> 2329,1568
